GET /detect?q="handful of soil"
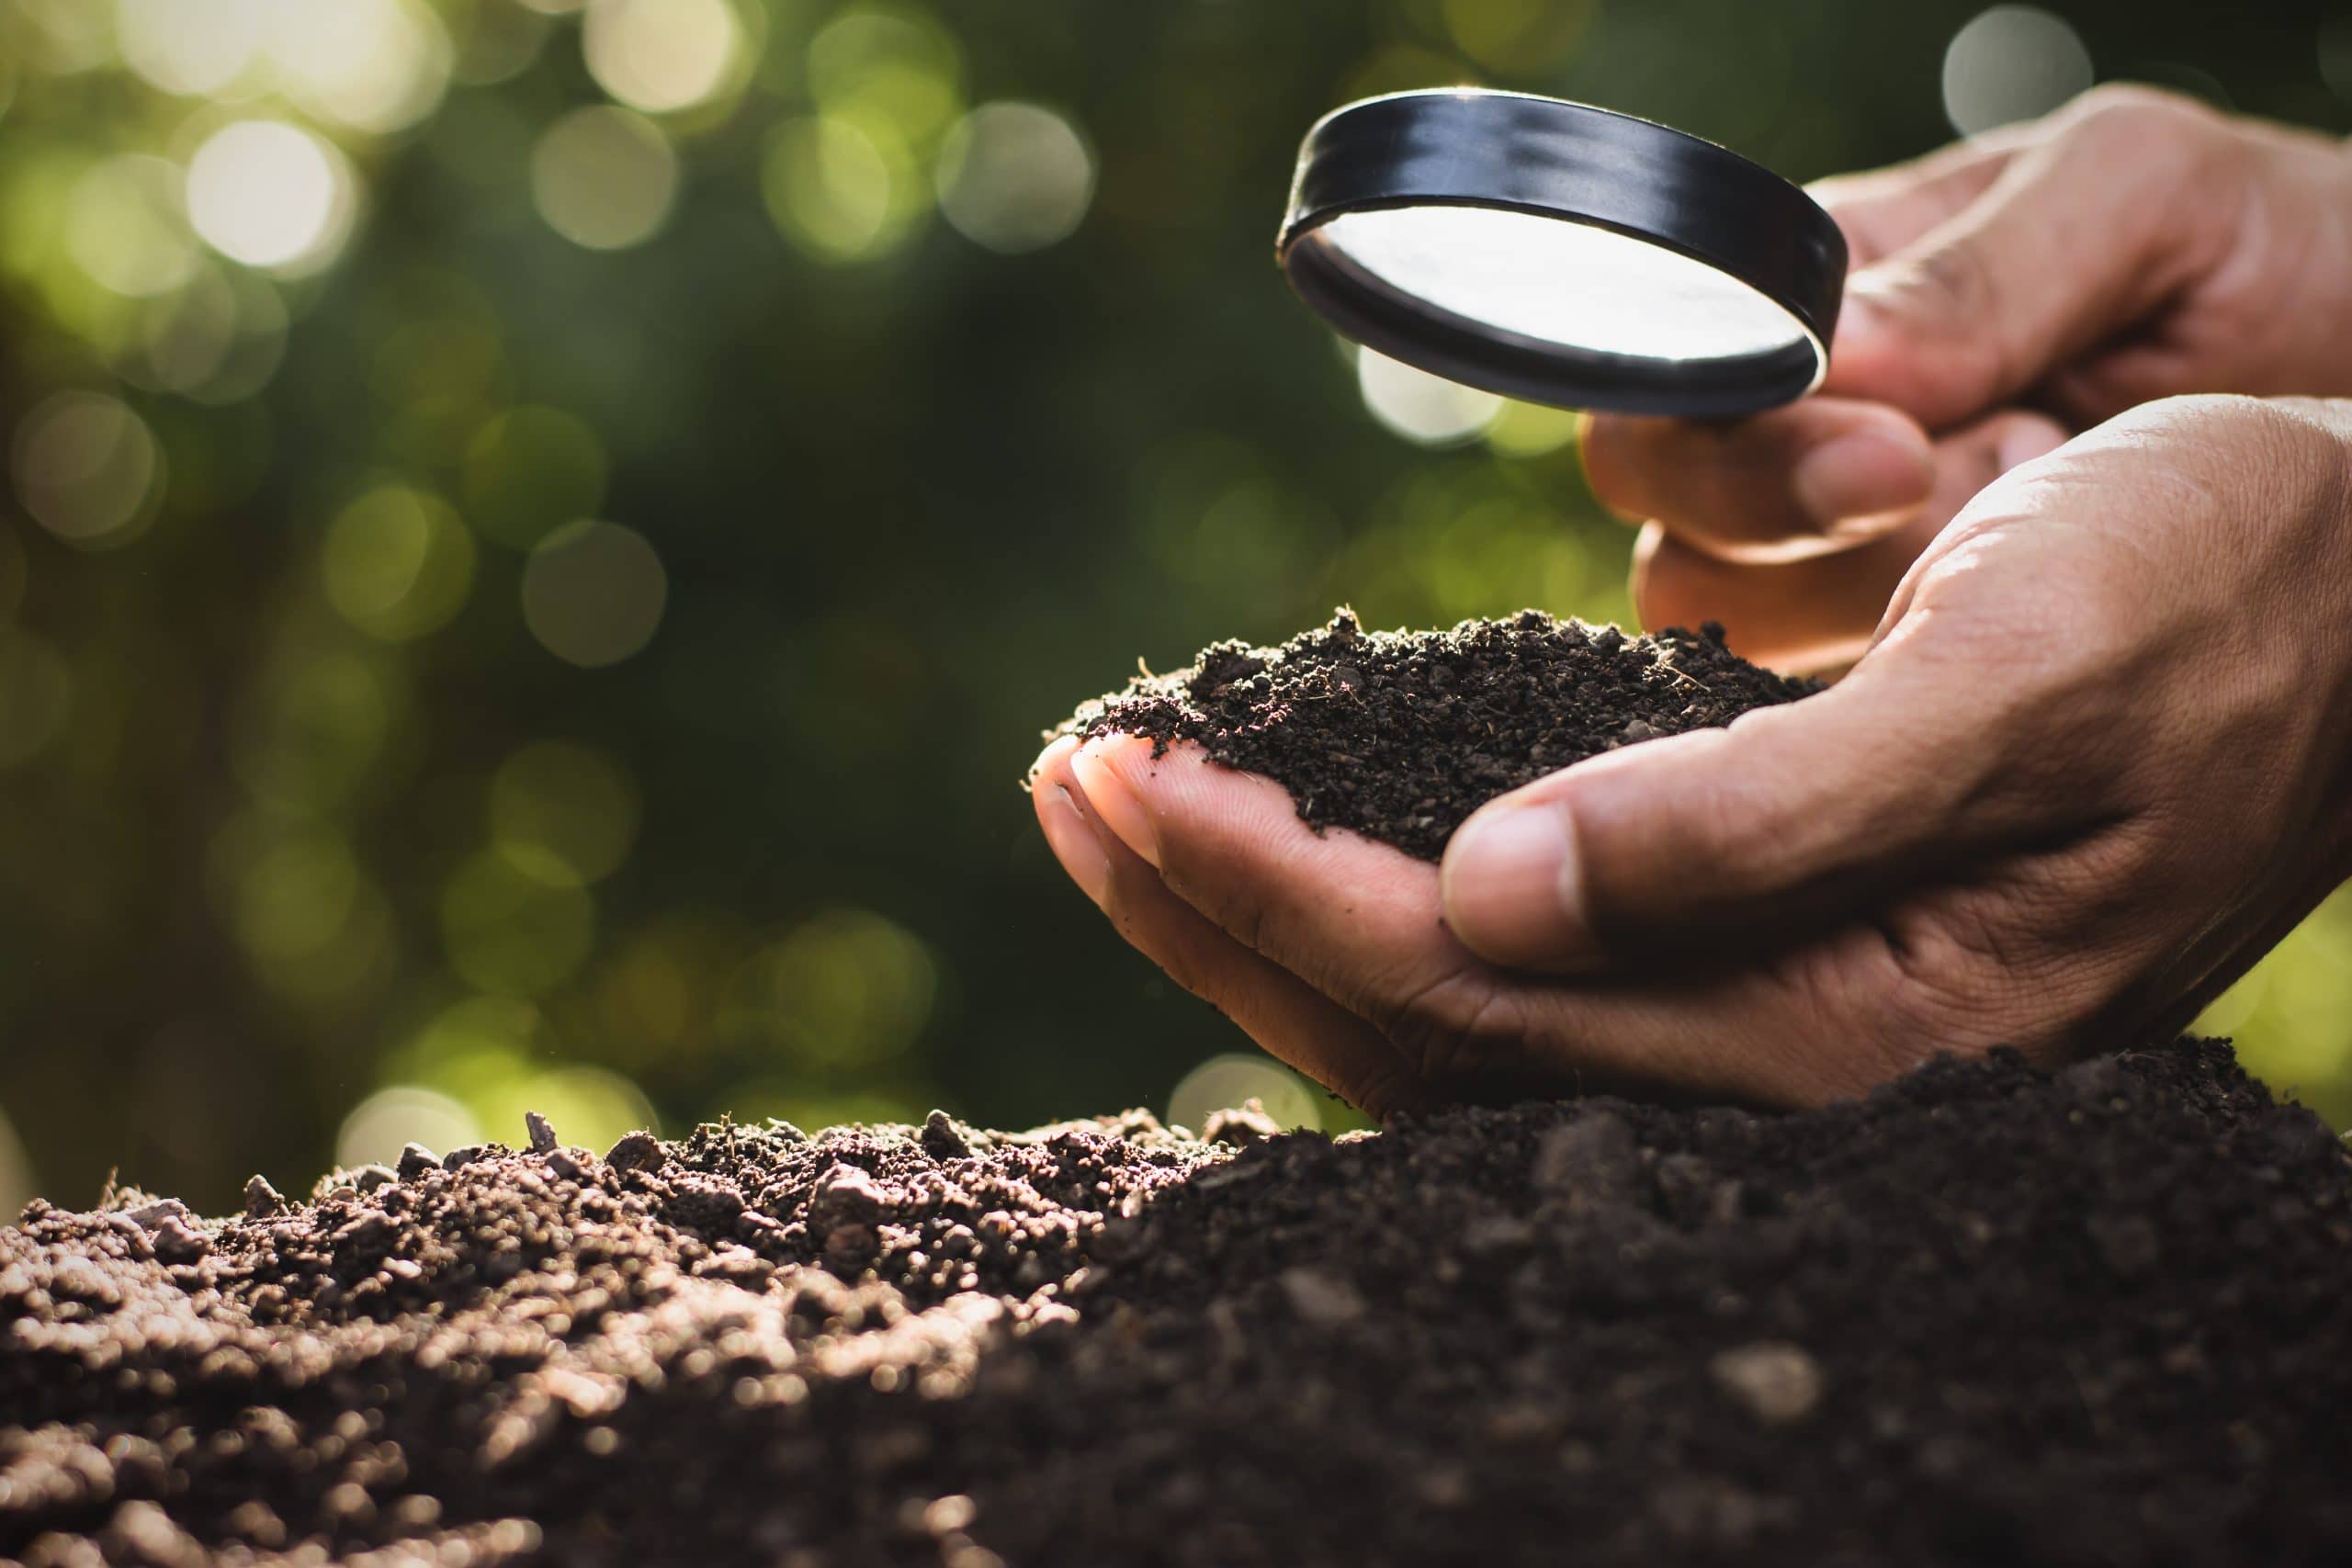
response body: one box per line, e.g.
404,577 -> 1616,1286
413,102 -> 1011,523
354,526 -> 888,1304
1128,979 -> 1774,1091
6,1043 -> 2352,1566
1054,609 -> 1815,860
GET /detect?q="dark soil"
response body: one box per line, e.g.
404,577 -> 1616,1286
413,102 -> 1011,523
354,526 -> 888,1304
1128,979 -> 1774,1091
1055,610 -> 1816,859
6,1042 -> 2352,1566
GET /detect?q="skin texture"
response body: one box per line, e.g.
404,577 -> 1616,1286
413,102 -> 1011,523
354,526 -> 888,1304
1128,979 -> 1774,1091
1035,89 -> 2352,1116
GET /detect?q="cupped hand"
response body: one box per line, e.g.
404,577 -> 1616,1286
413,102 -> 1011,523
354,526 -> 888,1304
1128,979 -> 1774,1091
1583,86 -> 2352,673
1036,397 -> 2352,1115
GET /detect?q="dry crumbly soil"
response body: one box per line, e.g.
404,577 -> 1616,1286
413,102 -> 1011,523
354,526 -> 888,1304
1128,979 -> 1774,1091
6,1041 -> 2352,1567
1056,609 -> 1816,860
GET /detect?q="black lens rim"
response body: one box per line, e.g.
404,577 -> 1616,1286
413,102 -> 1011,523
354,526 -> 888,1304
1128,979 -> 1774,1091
1278,90 -> 1849,417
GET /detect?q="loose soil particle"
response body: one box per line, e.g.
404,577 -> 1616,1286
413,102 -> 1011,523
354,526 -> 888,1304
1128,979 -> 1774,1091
1055,610 -> 1816,860
5,1043 -> 2352,1566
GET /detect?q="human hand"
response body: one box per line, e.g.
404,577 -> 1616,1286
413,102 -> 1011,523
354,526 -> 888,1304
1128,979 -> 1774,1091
1035,396 -> 2352,1114
1581,86 -> 2352,673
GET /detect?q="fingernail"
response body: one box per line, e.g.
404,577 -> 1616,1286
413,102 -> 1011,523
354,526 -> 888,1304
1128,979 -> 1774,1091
1439,804 -> 1591,969
1037,784 -> 1113,908
1996,417 -> 2068,470
1790,431 -> 1932,528
1070,740 -> 1160,870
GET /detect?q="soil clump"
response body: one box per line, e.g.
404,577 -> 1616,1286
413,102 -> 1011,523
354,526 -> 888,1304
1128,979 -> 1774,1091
6,1042 -> 2352,1565
1056,610 -> 1815,860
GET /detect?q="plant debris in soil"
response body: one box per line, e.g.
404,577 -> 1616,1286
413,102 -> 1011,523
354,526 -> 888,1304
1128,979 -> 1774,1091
6,1041 -> 2352,1566
1052,609 -> 1817,860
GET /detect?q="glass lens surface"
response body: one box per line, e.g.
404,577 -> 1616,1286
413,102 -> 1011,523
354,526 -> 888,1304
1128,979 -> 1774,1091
1314,205 -> 1810,362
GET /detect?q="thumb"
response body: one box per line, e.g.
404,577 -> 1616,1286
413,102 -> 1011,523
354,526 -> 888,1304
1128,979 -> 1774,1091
1437,649 -> 2015,973
1823,89 -> 2242,430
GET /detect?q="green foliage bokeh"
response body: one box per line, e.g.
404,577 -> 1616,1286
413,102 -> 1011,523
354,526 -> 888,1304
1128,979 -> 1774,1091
0,0 -> 2346,1211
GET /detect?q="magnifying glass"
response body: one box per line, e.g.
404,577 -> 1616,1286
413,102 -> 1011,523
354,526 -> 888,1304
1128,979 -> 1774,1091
1278,90 -> 1849,419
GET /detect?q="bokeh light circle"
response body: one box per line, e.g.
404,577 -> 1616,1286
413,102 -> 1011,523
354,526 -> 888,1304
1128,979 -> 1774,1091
223,651 -> 397,812
521,521 -> 668,668
322,484 -> 478,641
935,102 -> 1095,254
718,908 -> 939,1067
1168,1053 -> 1324,1137
583,0 -> 741,114
530,106 -> 680,251
12,391 -> 165,547
153,269 -> 289,404
499,1065 -> 658,1152
19,0 -> 121,74
491,740 -> 641,886
762,115 -> 919,263
232,825 -> 362,964
114,0 -> 267,96
806,6 -> 966,145
63,154 -> 198,298
442,850 -> 597,996
138,265 -> 239,393
1487,400 -> 1582,459
268,0 -> 453,135
186,120 -> 357,274
1942,6 -> 2094,136
463,407 -> 610,549
1356,347 -> 1502,446
1439,0 -> 1593,73
2323,17 -> 2352,104
337,1085 -> 483,1170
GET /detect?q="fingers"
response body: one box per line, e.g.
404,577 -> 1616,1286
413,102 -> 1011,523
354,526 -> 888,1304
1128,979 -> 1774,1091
1065,736 -> 1464,1011
1044,741 -> 2130,1114
1824,88 -> 2245,428
1032,738 -> 1435,1116
1630,409 -> 2068,671
1807,125 -> 2030,266
1582,398 -> 1934,560
1632,517 -> 1935,676
1057,734 -> 1888,1107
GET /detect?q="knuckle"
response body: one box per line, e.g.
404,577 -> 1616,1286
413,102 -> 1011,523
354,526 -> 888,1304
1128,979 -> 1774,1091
1861,237 -> 2007,374
2055,85 -> 2245,197
2058,84 -> 2214,149
1907,238 -> 1996,321
2233,399 -> 2352,513
2082,394 -> 2348,557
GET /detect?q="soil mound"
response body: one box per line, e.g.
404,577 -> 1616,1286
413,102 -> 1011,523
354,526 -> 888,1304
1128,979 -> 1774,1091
1055,609 -> 1815,859
6,1042 -> 2352,1566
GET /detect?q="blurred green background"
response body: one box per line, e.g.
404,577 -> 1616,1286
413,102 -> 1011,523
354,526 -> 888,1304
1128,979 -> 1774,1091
2,0 -> 2348,1213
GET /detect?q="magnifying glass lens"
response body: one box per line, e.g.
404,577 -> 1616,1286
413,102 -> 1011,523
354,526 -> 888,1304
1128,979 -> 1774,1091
1278,92 -> 1849,417
1307,207 -> 1814,363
